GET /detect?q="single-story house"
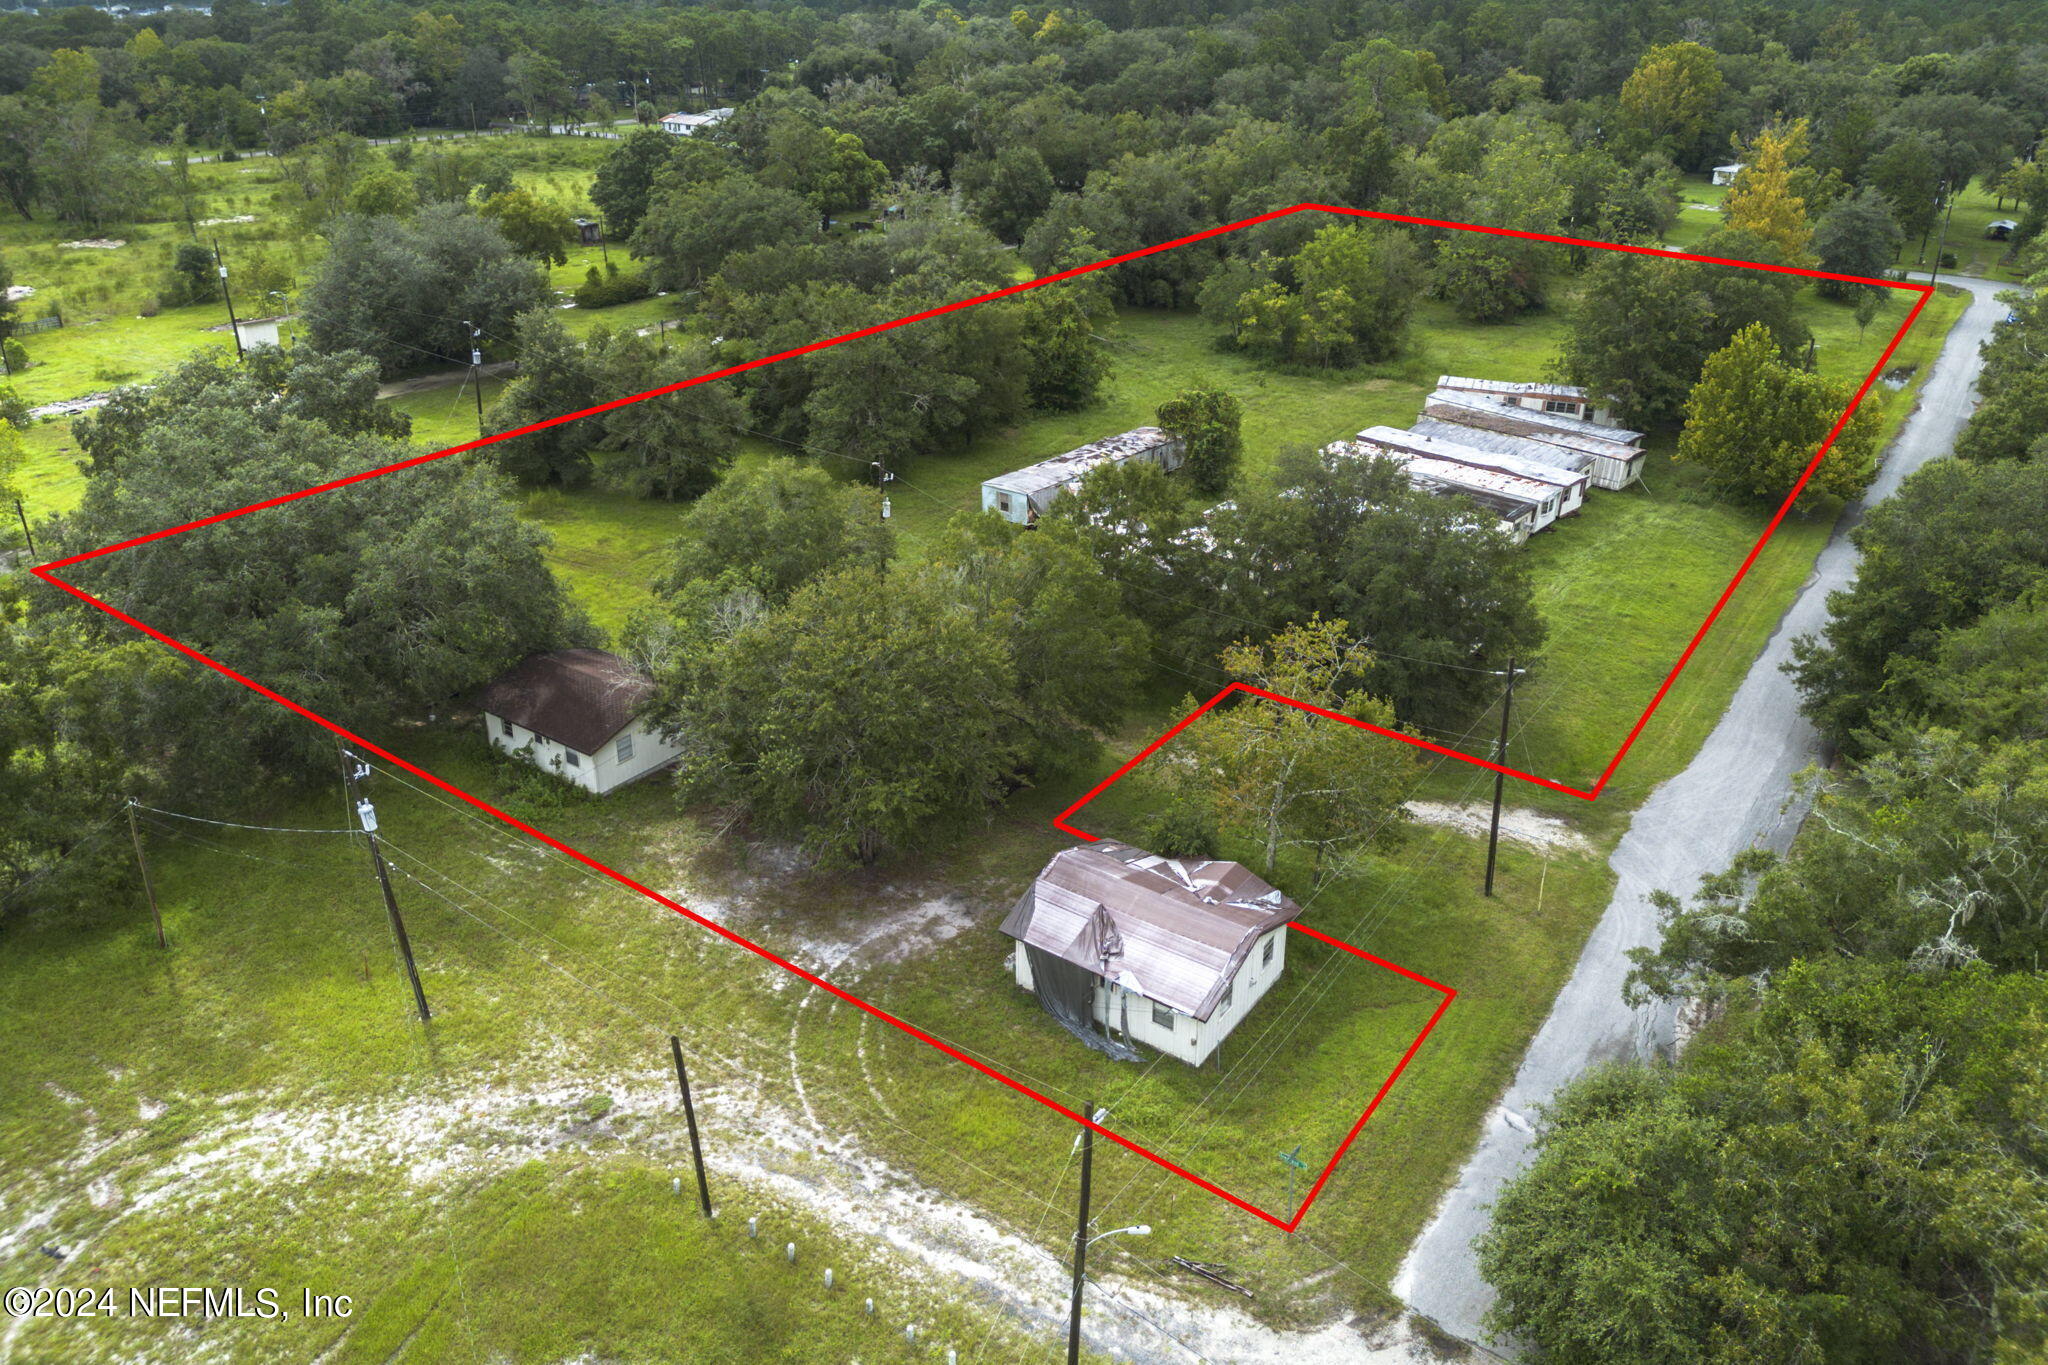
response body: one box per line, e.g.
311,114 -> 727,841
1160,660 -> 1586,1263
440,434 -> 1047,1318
657,107 -> 733,136
1422,390 -> 1647,490
1001,842 -> 1300,1068
479,649 -> 682,796
1357,424 -> 1590,518
980,427 -> 1186,526
1435,375 -> 1623,428
1712,163 -> 1746,186
1987,219 -> 2020,241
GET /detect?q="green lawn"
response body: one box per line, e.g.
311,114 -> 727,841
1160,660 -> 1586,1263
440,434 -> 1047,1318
0,234 -> 1971,1353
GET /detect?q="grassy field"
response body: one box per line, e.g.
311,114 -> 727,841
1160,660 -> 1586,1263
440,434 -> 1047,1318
0,193 -> 1971,1357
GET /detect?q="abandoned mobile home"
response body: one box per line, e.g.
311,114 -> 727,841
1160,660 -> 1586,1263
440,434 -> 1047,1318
1325,437 -> 1552,543
479,649 -> 683,796
1421,389 -> 1647,490
1001,842 -> 1301,1067
1434,375 -> 1623,428
1356,424 -> 1590,518
980,427 -> 1186,526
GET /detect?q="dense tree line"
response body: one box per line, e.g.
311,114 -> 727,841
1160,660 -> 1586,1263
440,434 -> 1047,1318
1478,243 -> 2048,1364
1,346 -> 589,916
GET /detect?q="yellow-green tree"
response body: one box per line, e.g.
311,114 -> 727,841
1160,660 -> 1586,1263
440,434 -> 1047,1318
1677,322 -> 1881,503
1618,42 -> 1724,161
1184,616 -> 1415,878
1723,119 -> 1814,263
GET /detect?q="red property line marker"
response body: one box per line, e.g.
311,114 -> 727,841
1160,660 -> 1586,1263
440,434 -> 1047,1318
29,205 -> 1934,1230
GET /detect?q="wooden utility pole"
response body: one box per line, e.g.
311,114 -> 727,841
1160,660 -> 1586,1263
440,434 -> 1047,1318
463,321 -> 485,434
669,1035 -> 713,1217
12,498 -> 34,560
1067,1101 -> 1094,1365
125,800 -> 166,949
340,747 -> 430,1021
213,238 -> 242,360
1484,658 -> 1522,899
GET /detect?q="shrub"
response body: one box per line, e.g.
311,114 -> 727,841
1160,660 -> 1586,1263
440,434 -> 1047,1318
572,261 -> 653,310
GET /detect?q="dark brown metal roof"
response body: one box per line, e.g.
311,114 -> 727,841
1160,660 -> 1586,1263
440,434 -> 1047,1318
1000,842 -> 1301,1021
477,649 -> 652,755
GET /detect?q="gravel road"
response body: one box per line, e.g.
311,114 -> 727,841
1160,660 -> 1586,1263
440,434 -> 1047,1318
1393,272 -> 2015,1349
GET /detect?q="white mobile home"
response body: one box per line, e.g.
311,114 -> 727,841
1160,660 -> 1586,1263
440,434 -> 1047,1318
1330,437 -> 1560,539
1712,163 -> 1746,186
479,650 -> 682,796
1001,842 -> 1298,1068
1409,416 -> 1599,480
1357,424 -> 1590,517
1422,391 -> 1647,490
981,427 -> 1186,526
1436,375 -> 1624,429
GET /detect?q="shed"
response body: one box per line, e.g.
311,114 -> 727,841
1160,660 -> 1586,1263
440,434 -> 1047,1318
1422,391 -> 1646,490
980,427 -> 1186,526
1357,424 -> 1589,517
478,649 -> 683,796
1713,163 -> 1746,186
1001,842 -> 1300,1067
1435,375 -> 1623,428
573,217 -> 603,245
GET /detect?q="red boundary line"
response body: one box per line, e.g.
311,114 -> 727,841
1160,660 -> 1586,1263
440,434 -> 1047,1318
28,204 -> 1933,1232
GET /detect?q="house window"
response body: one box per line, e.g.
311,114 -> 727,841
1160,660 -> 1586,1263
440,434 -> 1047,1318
500,717 -> 514,738
1151,1001 -> 1174,1030
616,732 -> 635,763
1543,399 -> 1581,415
563,750 -> 581,768
1219,981 -> 1233,1012
1262,937 -> 1275,967
997,493 -> 1011,514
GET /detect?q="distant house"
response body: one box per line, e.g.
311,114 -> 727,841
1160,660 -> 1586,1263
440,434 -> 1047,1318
234,316 -> 284,351
1987,219 -> 2020,241
479,650 -> 682,796
657,107 -> 733,136
1713,163 -> 1746,186
572,217 -> 603,246
1001,842 -> 1300,1067
980,427 -> 1186,526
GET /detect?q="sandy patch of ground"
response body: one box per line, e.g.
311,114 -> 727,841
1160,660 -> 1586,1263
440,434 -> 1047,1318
1404,802 -> 1592,855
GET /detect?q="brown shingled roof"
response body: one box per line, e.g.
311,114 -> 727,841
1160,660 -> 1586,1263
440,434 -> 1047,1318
478,650 -> 652,755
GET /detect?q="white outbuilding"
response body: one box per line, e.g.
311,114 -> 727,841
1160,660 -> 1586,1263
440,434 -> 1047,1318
1713,163 -> 1746,186
479,650 -> 682,796
1001,841 -> 1299,1068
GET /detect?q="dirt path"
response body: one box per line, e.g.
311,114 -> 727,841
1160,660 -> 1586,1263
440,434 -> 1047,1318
2,1047 -> 1464,1365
